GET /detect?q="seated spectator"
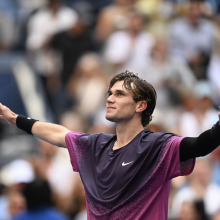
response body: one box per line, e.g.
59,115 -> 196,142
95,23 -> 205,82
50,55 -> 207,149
170,158 -> 220,219
25,0 -> 78,119
47,3 -> 97,86
0,186 -> 26,220
26,0 -> 77,52
135,0 -> 176,37
177,80 -> 218,137
64,174 -> 87,220
8,189 -> 26,219
139,36 -> 196,111
95,0 -> 135,46
168,0 -> 217,79
13,178 -> 70,220
0,10 -> 16,51
177,200 -> 209,220
210,147 -> 220,187
67,52 -> 109,121
103,9 -> 155,74
207,37 -> 220,106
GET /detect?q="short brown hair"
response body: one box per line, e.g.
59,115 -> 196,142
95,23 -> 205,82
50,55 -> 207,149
108,71 -> 157,127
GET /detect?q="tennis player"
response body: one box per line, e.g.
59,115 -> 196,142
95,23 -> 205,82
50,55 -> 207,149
1,71 -> 220,219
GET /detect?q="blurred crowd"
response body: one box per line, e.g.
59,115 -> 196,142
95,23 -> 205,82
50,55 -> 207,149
0,0 -> 220,219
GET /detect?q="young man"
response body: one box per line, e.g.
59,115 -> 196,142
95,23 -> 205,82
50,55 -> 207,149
0,71 -> 220,219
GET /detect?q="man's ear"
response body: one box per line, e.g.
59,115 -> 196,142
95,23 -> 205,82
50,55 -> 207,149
136,101 -> 147,113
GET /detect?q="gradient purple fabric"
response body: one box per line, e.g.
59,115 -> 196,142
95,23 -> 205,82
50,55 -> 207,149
65,130 -> 195,219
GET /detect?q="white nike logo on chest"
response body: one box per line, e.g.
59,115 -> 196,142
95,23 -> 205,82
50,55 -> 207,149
122,161 -> 134,166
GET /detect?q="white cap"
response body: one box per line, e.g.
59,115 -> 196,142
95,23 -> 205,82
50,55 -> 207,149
193,80 -> 214,100
0,159 -> 35,186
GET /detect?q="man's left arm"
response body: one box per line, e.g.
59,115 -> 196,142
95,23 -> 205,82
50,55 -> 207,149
180,109 -> 220,161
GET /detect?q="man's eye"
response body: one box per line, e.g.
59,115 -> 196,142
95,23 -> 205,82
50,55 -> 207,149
107,92 -> 112,97
106,91 -> 124,97
116,92 -> 124,97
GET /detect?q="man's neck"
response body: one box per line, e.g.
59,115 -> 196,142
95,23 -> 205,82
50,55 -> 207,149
114,121 -> 144,150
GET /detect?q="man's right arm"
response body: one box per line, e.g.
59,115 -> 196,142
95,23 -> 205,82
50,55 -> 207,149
0,103 -> 70,148
31,121 -> 70,148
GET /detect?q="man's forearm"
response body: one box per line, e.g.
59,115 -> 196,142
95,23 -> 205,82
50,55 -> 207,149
16,115 -> 70,148
0,103 -> 70,147
31,121 -> 70,148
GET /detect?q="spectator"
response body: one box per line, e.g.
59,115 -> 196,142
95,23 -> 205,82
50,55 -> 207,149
26,0 -> 77,52
177,200 -> 209,220
210,147 -> 220,187
25,0 -> 78,119
30,140 -> 77,210
0,186 -> 26,220
95,0 -> 135,46
170,158 -> 220,219
168,0 -> 217,79
8,189 -> 26,219
0,184 -> 10,220
59,110 -> 88,133
88,108 -> 115,134
177,80 -> 218,137
66,174 -> 87,220
0,158 -> 35,220
139,36 -> 196,111
135,0 -> 176,32
47,2 -> 97,86
13,178 -> 70,220
15,0 -> 47,50
67,52 -> 109,121
207,36 -> 220,106
103,9 -> 155,74
0,11 -> 16,51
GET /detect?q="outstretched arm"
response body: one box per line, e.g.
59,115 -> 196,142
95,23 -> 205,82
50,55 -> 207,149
0,103 -> 70,148
180,108 -> 220,161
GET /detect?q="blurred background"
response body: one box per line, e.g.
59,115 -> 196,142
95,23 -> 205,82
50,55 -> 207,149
0,0 -> 220,219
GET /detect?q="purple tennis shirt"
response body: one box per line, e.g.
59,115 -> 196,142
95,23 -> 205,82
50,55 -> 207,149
65,129 -> 195,220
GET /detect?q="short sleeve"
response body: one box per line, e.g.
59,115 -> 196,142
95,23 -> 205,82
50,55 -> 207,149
162,136 -> 196,180
65,131 -> 85,172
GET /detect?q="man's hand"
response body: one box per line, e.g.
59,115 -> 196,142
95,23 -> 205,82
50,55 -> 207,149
0,102 -> 69,147
0,103 -> 18,127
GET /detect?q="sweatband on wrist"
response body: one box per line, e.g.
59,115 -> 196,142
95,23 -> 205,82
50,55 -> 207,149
16,115 -> 38,135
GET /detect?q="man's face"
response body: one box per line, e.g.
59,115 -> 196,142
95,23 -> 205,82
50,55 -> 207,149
105,80 -> 138,123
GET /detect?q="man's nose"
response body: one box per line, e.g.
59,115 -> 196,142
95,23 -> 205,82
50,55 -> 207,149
107,94 -> 115,103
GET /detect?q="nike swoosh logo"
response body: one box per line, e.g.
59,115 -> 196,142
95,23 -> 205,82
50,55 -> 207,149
122,161 -> 133,166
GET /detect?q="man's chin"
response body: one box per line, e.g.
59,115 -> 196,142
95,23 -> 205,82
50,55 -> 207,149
105,115 -> 116,123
